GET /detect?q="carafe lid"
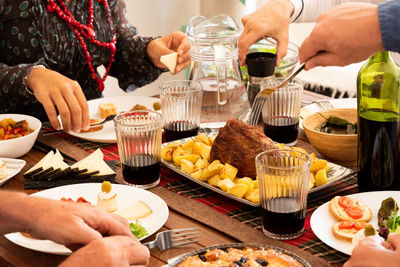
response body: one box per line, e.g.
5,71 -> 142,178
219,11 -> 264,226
246,52 -> 276,77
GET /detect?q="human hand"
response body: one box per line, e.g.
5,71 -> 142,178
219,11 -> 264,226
27,67 -> 90,133
344,234 -> 399,267
299,3 -> 383,70
147,31 -> 191,74
59,236 -> 149,267
238,0 -> 294,66
22,195 -> 133,249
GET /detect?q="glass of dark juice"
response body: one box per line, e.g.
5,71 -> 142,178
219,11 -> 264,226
160,80 -> 203,142
260,77 -> 303,146
114,110 -> 162,189
255,149 -> 310,240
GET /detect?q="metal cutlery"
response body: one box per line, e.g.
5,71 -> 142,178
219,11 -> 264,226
248,62 -> 305,125
42,114 -> 116,136
143,228 -> 200,250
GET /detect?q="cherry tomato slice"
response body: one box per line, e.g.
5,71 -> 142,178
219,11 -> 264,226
338,221 -> 354,229
354,221 -> 368,230
76,197 -> 91,204
339,196 -> 354,209
345,206 -> 363,219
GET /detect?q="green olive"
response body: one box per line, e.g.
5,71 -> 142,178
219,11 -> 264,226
101,181 -> 112,193
153,101 -> 161,111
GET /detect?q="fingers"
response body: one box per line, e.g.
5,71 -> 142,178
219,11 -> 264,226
298,33 -> 324,65
275,34 -> 289,66
238,29 -> 259,66
174,33 -> 191,73
388,233 -> 400,249
62,87 -> 82,133
52,94 -> 72,132
126,243 -> 150,266
72,82 -> 90,131
41,98 -> 61,130
29,68 -> 88,132
84,206 -> 134,239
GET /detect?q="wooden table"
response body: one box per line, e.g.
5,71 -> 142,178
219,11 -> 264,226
0,90 -> 337,267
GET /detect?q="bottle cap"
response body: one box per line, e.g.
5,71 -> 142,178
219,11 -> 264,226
245,52 -> 276,78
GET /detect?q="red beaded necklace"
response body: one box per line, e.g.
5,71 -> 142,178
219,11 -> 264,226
46,0 -> 117,92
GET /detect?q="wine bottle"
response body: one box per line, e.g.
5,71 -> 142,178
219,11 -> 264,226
357,51 -> 400,191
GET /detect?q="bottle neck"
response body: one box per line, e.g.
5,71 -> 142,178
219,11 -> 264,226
369,51 -> 390,63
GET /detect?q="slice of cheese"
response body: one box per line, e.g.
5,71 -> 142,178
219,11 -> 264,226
117,200 -> 152,220
160,52 -> 178,73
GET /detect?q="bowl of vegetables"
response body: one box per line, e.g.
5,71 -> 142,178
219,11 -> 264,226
302,108 -> 357,165
0,114 -> 41,158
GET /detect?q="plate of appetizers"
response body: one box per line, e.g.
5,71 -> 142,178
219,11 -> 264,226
4,183 -> 169,255
164,243 -> 311,267
0,157 -> 26,186
161,120 -> 354,207
57,95 -> 161,143
310,191 -> 400,255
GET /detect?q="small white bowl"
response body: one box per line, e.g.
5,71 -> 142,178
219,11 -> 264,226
0,114 -> 42,158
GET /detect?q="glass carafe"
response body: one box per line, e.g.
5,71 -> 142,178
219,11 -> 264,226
187,15 -> 246,122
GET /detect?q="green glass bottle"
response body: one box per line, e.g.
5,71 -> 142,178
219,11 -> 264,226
357,51 -> 400,191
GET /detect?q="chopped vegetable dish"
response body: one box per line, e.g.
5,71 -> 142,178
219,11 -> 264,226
0,118 -> 33,140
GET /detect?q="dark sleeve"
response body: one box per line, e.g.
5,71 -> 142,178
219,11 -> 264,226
0,62 -> 41,114
108,0 -> 166,91
378,0 -> 400,53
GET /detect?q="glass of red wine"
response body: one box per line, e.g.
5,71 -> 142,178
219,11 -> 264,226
255,149 -> 310,240
160,80 -> 203,142
260,77 -> 303,146
114,110 -> 162,189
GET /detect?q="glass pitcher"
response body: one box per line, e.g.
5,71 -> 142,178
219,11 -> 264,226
187,15 -> 247,122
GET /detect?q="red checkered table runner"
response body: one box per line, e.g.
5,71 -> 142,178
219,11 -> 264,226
45,129 -> 357,266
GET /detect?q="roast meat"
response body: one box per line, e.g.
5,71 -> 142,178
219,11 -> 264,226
210,119 -> 277,178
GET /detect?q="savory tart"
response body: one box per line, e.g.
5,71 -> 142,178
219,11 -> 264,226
177,247 -> 304,267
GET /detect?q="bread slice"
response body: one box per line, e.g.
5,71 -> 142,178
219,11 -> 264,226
160,52 -> 178,73
329,196 -> 372,222
332,221 -> 359,242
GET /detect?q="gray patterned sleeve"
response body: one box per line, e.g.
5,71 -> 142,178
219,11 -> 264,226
108,0 -> 166,91
0,63 -> 40,114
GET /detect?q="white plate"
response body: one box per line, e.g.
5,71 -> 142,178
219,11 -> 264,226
4,183 -> 169,255
300,98 -> 357,129
64,96 -> 160,143
310,191 -> 400,255
0,157 -> 26,186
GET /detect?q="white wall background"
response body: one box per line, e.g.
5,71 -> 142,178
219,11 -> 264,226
102,0 -> 252,98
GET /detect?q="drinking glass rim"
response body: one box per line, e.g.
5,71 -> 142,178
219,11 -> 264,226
260,76 -> 303,89
255,148 -> 311,170
159,80 -> 202,94
113,110 -> 162,127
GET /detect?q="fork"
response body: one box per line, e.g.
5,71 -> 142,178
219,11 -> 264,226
302,99 -> 335,110
143,228 -> 200,250
248,63 -> 305,125
43,114 -> 116,136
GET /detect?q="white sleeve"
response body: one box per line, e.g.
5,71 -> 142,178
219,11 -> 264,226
289,0 -> 381,22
